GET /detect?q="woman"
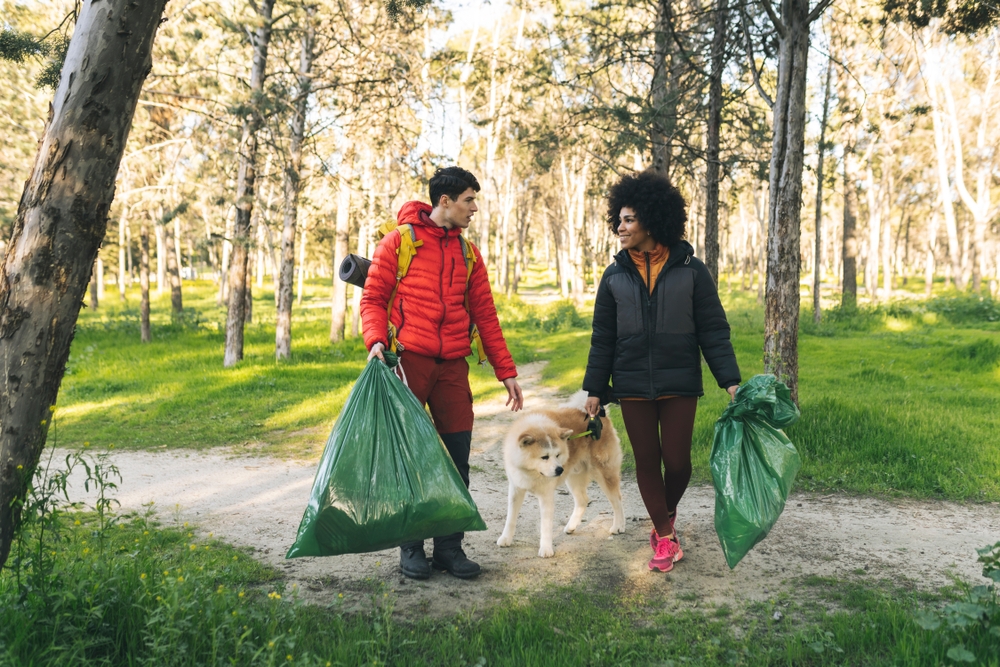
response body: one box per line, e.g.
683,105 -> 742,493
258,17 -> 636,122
583,170 -> 740,573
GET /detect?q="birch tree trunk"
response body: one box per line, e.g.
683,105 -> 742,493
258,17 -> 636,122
224,0 -> 276,367
842,148 -> 859,307
0,0 -> 168,570
164,210 -> 183,314
140,217 -> 152,343
330,151 -> 353,342
762,0 -> 830,403
118,191 -> 128,302
703,0 -> 729,283
813,58 -> 832,323
275,9 -> 314,360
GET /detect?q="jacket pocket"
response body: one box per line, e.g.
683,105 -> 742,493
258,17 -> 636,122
655,269 -> 695,334
610,273 -> 644,338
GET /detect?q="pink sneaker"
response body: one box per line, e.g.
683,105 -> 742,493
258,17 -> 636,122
648,535 -> 681,572
650,514 -> 683,562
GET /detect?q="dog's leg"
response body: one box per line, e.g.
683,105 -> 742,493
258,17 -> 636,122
563,474 -> 590,534
537,490 -> 556,558
595,470 -> 627,535
497,483 -> 526,547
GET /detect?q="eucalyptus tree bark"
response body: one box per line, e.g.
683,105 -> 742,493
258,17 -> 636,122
841,148 -> 859,308
276,10 -> 315,360
140,217 -> 152,343
224,0 -> 276,367
330,150 -> 353,343
0,0 -> 168,571
761,0 -> 830,403
703,0 -> 729,284
812,58 -> 832,323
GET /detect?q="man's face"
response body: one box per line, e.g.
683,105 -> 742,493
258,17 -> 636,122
441,188 -> 478,229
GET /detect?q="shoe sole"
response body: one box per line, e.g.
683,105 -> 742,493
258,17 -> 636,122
400,567 -> 431,580
431,561 -> 481,580
648,561 -> 675,573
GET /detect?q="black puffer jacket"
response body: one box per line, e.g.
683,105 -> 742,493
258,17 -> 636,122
583,242 -> 740,400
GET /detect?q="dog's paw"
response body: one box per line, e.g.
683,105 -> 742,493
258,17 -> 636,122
497,534 -> 513,547
538,545 -> 554,558
563,523 -> 577,534
608,523 -> 625,535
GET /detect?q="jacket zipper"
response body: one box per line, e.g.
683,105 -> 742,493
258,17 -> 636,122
645,252 -> 654,398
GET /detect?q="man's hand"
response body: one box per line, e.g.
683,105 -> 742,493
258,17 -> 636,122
727,384 -> 738,402
584,396 -> 601,418
503,378 -> 523,412
368,342 -> 385,362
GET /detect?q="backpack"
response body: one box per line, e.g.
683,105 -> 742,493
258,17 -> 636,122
376,220 -> 487,365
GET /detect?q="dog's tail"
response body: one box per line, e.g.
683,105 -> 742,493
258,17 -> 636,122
560,389 -> 590,411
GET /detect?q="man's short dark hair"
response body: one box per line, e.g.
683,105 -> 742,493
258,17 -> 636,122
429,167 -> 481,208
606,170 -> 687,247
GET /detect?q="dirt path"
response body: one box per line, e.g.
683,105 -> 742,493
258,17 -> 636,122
61,361 -> 1000,618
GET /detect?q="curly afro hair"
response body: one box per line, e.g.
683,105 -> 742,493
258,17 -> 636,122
606,170 -> 687,247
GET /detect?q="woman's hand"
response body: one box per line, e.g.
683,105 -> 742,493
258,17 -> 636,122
727,384 -> 738,402
584,396 -> 601,417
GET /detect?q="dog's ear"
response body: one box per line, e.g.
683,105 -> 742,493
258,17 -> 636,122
560,429 -> 574,441
519,434 -> 535,446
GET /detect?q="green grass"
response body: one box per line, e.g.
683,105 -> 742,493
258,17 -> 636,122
60,281 -> 1000,500
3,508 -> 997,666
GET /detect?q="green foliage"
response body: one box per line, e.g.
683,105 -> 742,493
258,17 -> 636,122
496,296 -> 591,333
913,542 -> 1000,664
883,0 -> 1000,35
0,28 -> 43,63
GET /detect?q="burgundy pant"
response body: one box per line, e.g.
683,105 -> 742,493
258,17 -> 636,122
398,352 -> 475,434
619,397 -> 698,536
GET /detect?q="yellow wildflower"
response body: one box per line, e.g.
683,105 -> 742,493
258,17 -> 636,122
140,573 -> 147,580
176,576 -> 184,583
16,465 -> 22,470
74,520 -> 81,526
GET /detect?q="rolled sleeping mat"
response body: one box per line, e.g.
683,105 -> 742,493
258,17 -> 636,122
339,254 -> 371,289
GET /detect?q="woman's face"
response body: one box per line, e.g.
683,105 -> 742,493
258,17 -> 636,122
617,207 -> 655,251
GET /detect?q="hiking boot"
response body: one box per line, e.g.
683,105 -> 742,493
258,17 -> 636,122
649,535 -> 681,573
432,532 -> 481,579
399,542 -> 431,580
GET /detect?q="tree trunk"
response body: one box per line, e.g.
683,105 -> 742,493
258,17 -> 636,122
155,218 -> 165,296
89,259 -> 100,310
276,10 -> 315,360
763,0 -> 824,403
223,0 -> 275,367
842,148 -> 859,307
0,0 -> 167,571
330,150 -> 353,342
164,212 -> 182,314
118,195 -> 128,302
297,222 -> 308,306
650,0 -> 676,173
140,217 -> 152,343
813,57 -> 832,323
703,0 -> 729,284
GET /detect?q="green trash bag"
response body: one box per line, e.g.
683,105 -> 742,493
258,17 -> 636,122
710,374 -> 801,569
286,359 -> 487,558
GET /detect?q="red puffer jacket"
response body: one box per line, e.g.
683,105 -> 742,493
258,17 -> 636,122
360,201 -> 517,381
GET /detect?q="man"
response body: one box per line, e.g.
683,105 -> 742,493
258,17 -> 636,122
361,166 -> 523,580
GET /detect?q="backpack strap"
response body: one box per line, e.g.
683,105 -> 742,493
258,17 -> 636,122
385,224 -> 422,354
459,236 -> 487,366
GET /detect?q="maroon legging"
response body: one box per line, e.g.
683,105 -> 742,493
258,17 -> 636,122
619,397 -> 698,537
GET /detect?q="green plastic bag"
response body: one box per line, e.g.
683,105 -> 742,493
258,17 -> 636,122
710,374 -> 801,569
286,359 -> 487,558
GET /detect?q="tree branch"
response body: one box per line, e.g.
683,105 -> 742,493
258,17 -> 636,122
807,0 -> 834,25
760,0 -> 786,38
741,5 -> 774,108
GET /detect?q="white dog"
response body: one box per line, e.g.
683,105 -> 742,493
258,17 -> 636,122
497,392 -> 626,557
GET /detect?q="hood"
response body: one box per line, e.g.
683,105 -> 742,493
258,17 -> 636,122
395,200 -> 464,238
396,200 -> 433,226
